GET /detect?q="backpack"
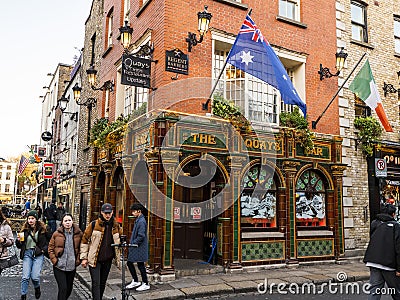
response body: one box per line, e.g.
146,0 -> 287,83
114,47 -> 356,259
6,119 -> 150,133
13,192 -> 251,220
44,205 -> 57,220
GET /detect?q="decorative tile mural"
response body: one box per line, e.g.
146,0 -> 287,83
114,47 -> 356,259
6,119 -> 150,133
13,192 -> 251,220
241,241 -> 284,261
297,239 -> 333,258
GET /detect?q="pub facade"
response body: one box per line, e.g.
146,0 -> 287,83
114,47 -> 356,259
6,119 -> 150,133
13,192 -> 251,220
88,111 -> 345,276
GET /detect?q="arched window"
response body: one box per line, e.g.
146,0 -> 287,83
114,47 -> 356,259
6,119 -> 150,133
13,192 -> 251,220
295,170 -> 326,227
240,164 -> 277,229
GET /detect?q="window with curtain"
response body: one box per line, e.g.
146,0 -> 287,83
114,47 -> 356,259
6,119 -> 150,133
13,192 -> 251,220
240,164 -> 277,229
351,1 -> 368,43
295,170 -> 327,227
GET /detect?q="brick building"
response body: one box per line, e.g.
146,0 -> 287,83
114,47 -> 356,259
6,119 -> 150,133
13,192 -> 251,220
76,0 -> 347,278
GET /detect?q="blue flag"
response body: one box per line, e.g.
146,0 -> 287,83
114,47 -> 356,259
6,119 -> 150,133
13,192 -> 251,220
227,15 -> 307,116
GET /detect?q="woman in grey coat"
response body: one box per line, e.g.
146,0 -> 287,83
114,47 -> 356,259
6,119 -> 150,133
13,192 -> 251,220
125,203 -> 149,291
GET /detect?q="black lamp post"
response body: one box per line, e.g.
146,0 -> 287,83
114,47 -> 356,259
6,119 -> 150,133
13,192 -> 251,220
72,83 -> 97,108
57,96 -> 78,121
318,48 -> 348,80
383,71 -> 400,98
119,20 -> 133,51
186,6 -> 212,52
86,65 -> 114,92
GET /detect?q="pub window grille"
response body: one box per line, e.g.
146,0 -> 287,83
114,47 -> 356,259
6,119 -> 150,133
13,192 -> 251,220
240,164 -> 277,229
295,169 -> 327,228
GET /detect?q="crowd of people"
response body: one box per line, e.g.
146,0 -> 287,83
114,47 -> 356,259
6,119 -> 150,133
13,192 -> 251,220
0,201 -> 150,300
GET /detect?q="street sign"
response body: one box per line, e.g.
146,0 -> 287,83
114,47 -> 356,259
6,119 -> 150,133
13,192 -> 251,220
43,163 -> 54,179
375,158 -> 387,177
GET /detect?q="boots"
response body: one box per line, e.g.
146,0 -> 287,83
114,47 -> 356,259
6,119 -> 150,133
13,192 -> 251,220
21,295 -> 26,300
35,286 -> 41,299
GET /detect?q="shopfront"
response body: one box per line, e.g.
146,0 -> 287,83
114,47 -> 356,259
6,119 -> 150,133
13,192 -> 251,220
89,111 -> 345,275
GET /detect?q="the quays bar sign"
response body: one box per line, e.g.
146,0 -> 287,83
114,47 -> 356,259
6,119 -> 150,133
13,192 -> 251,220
165,49 -> 188,75
121,54 -> 151,88
242,135 -> 284,156
179,129 -> 227,150
296,142 -> 331,160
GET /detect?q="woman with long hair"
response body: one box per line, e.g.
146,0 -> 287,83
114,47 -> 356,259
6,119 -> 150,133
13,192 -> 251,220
48,213 -> 83,300
0,208 -> 14,274
16,210 -> 50,300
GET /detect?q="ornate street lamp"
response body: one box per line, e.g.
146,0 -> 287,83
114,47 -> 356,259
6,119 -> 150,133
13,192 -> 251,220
186,6 -> 212,52
318,48 -> 348,80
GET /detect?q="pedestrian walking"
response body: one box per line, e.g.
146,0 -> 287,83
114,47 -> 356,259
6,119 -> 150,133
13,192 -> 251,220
16,210 -> 51,300
35,205 -> 43,221
0,208 -> 14,274
126,203 -> 150,291
80,203 -> 122,300
56,202 -> 66,229
44,201 -> 58,234
48,213 -> 83,300
364,202 -> 400,300
24,199 -> 31,211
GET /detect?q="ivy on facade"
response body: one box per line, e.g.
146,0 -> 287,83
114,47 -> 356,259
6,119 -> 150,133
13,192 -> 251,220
354,116 -> 382,157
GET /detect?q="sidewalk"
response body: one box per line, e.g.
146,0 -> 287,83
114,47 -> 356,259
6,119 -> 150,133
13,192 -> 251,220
75,257 -> 369,300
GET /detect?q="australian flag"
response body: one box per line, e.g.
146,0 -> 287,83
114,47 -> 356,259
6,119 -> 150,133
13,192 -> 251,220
227,15 -> 307,116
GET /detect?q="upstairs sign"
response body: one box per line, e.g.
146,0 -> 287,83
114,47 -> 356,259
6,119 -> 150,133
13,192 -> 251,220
121,54 -> 151,88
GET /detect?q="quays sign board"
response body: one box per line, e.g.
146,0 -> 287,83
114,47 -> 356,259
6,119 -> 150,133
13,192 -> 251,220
121,54 -> 151,88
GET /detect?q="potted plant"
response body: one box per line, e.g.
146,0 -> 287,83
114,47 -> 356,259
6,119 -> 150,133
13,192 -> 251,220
354,116 -> 382,157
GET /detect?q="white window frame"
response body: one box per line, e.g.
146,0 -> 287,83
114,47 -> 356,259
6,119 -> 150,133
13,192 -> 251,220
395,17 -> 400,54
211,32 -> 306,127
123,0 -> 130,22
107,12 -> 113,48
279,0 -> 300,21
351,1 -> 368,43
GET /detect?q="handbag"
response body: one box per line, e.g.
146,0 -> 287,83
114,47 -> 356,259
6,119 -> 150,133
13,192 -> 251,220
0,244 -> 19,269
29,231 -> 48,258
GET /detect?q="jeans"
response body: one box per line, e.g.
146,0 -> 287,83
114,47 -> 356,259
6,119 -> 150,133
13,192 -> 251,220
127,261 -> 148,284
21,248 -> 44,296
368,267 -> 400,300
48,219 -> 57,233
89,260 -> 112,300
53,266 -> 76,300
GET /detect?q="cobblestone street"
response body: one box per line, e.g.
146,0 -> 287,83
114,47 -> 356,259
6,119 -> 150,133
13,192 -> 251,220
0,253 -> 91,299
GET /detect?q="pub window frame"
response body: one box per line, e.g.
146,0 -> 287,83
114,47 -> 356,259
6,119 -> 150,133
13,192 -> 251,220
240,164 -> 278,231
295,169 -> 328,229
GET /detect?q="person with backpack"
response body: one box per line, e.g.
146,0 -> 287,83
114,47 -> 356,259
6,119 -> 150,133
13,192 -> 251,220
80,203 -> 122,300
44,201 -> 58,234
364,202 -> 400,299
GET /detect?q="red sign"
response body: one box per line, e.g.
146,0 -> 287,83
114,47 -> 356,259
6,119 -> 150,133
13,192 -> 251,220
191,207 -> 201,220
174,207 -> 180,220
43,163 -> 54,179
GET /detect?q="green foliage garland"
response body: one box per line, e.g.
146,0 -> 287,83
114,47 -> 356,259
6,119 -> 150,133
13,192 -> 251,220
279,108 -> 314,152
354,116 -> 382,157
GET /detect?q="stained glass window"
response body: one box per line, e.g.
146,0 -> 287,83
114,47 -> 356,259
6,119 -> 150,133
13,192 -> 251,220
240,164 -> 277,229
295,170 -> 326,227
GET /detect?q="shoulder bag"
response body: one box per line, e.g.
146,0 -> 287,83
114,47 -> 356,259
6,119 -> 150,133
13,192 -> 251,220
0,243 -> 19,270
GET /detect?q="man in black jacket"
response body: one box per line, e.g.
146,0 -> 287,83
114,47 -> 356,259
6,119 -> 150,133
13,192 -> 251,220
364,202 -> 400,299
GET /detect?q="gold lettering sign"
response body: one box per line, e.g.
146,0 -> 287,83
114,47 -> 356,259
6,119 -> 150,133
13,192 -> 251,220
244,138 -> 282,153
134,133 -> 148,149
98,149 -> 107,160
305,147 -> 323,156
191,133 -> 217,145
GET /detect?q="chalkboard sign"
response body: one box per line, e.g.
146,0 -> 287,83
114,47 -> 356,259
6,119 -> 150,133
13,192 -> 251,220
121,54 -> 151,87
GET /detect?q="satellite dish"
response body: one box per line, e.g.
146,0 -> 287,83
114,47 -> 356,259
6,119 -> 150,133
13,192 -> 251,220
41,131 -> 52,142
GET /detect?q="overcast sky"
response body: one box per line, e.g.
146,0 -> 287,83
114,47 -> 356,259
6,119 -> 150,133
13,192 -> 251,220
0,0 -> 92,160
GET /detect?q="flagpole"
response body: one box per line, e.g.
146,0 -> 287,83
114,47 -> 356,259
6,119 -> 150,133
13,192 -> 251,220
202,8 -> 253,111
312,52 -> 367,129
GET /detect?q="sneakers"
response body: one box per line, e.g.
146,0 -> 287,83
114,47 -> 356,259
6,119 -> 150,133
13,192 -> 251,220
136,283 -> 150,291
126,280 -> 141,289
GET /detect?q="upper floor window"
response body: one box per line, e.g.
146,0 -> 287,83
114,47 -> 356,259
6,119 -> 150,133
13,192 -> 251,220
6,165 -> 11,170
0,172 -> 2,179
213,41 -> 305,126
123,0 -> 130,21
395,17 -> 400,54
354,95 -> 371,118
351,1 -> 368,43
5,184 -> 10,193
279,0 -> 299,21
124,86 -> 148,116
6,172 -> 10,180
106,10 -> 114,48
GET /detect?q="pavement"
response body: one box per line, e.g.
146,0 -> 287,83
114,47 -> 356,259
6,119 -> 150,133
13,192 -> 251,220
75,256 -> 370,300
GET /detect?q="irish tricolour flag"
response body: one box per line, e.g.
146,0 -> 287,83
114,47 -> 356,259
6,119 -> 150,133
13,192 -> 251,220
349,59 -> 393,132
